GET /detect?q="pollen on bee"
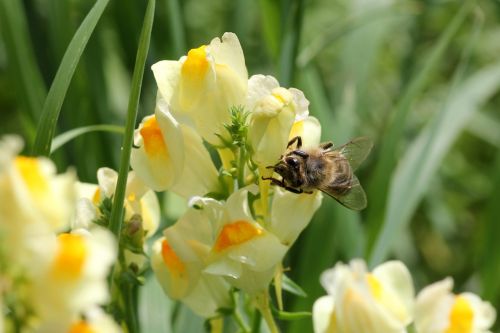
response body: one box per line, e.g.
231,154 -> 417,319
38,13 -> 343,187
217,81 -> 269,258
140,116 -> 168,157
214,220 -> 263,252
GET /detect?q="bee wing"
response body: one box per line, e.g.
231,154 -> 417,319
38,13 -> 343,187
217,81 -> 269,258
327,137 -> 373,171
319,174 -> 367,211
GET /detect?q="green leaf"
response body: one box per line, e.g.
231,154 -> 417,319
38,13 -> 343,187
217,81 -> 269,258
108,0 -> 155,238
281,274 -> 307,298
50,124 -> 124,153
32,0 -> 110,157
369,62 -> 500,265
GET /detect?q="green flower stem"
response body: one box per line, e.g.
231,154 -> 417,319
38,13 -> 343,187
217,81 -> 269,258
251,309 -> 261,333
237,146 -> 246,188
232,291 -> 250,333
108,0 -> 155,238
233,310 -> 250,333
124,283 -> 139,333
254,292 -> 280,333
209,317 -> 223,333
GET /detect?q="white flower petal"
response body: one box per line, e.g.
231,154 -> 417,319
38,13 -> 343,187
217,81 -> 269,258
313,296 -> 335,333
270,188 -> 322,246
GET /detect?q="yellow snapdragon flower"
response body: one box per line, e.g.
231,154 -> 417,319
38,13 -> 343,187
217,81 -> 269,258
247,74 -> 310,167
151,32 -> 248,145
313,260 -> 414,333
415,277 -> 496,333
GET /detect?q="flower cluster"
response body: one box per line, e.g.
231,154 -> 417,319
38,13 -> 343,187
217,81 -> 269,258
313,259 -> 497,333
0,136 -> 121,332
130,32 -> 324,326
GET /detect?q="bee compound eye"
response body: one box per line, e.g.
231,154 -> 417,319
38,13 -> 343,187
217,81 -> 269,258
286,157 -> 299,168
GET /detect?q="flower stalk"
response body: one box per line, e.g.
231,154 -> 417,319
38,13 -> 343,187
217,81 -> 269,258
254,292 -> 280,333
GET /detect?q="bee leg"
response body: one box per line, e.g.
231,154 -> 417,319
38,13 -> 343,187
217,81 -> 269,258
303,190 -> 313,194
283,186 -> 304,194
287,136 -> 302,149
262,176 -> 305,194
262,176 -> 285,187
320,141 -> 334,150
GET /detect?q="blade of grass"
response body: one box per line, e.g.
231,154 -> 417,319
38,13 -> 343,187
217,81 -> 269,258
479,152 -> 500,307
279,0 -> 305,86
369,61 -> 500,265
108,0 -> 155,238
365,0 -> 474,254
50,124 -> 124,153
31,0 -> 110,157
259,0 -> 281,61
165,0 -> 186,58
0,0 -> 46,126
466,111 -> 500,148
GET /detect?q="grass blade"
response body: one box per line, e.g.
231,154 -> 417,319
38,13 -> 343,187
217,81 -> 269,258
32,0 -> 110,157
259,0 -> 281,61
365,1 -> 474,252
165,0 -> 186,58
279,0 -> 305,86
0,0 -> 46,127
108,0 -> 155,238
50,124 -> 124,153
369,62 -> 500,265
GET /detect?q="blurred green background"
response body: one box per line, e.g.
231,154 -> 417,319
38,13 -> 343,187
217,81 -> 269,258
1,0 -> 500,331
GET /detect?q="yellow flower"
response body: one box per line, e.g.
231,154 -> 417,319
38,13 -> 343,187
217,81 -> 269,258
75,168 -> 159,236
36,307 -> 122,333
313,260 -> 414,333
414,277 -> 496,333
247,75 -> 310,167
131,98 -> 219,197
0,135 -> 76,267
151,32 -> 248,144
203,187 -> 288,294
151,206 -> 231,317
30,228 -> 117,321
269,187 -> 322,246
130,100 -> 184,191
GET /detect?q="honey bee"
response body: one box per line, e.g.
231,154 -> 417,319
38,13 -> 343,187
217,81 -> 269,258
262,136 -> 373,210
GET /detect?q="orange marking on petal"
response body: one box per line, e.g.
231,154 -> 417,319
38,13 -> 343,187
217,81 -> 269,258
181,45 -> 208,79
14,156 -> 48,193
67,320 -> 96,333
92,188 -> 101,205
444,295 -> 474,333
214,220 -> 263,252
161,239 -> 185,276
140,116 -> 167,156
366,273 -> 383,300
52,233 -> 87,280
